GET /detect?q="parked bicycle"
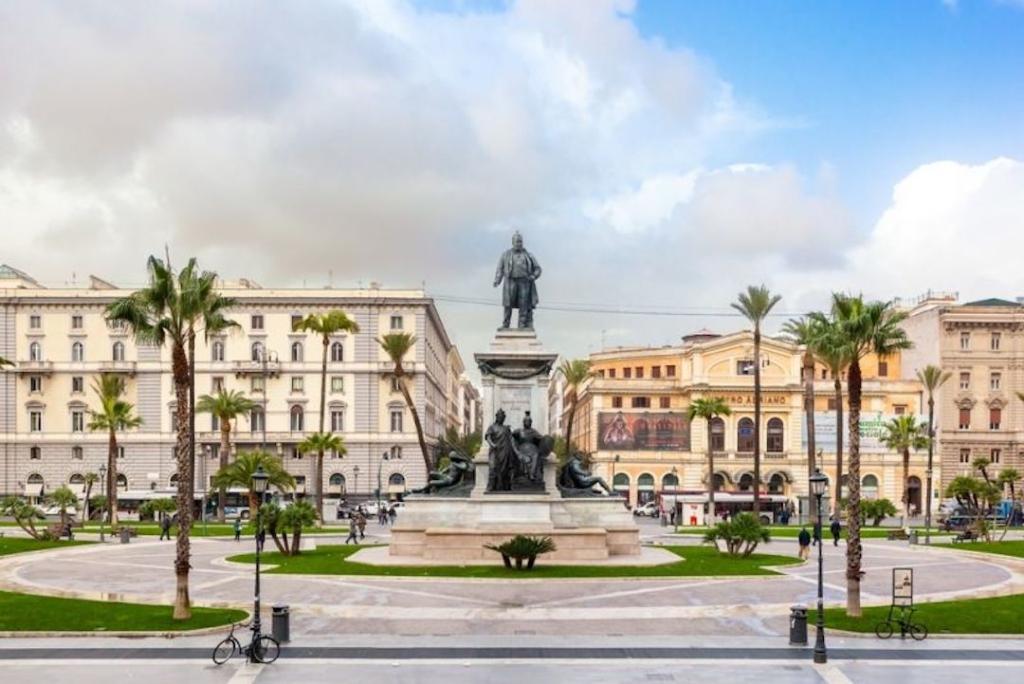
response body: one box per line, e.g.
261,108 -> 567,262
874,605 -> 928,640
212,621 -> 281,665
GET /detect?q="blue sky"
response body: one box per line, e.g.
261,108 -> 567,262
633,0 -> 1024,227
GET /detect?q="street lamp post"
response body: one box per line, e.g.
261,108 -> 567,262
250,465 -> 269,662
376,451 -> 389,509
98,464 -> 107,542
200,445 -> 210,536
671,465 -> 679,525
353,465 -> 360,501
810,468 -> 829,664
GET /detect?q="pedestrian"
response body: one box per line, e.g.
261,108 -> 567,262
233,517 -> 242,542
812,520 -> 822,546
798,526 -> 811,560
345,515 -> 359,545
388,506 -> 397,525
669,508 -> 677,526
830,517 -> 841,547
159,514 -> 172,541
357,511 -> 367,540
256,526 -> 266,552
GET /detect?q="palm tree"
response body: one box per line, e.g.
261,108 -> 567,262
212,451 -> 296,514
377,333 -> 431,473
82,472 -> 99,524
973,457 -> 993,486
687,397 -> 732,525
106,255 -> 209,620
279,500 -> 318,555
879,415 -> 929,530
0,356 -> 13,368
196,390 -> 256,523
997,468 -> 1021,541
292,311 -> 360,523
49,485 -> 79,532
0,496 -> 44,539
732,286 -> 782,515
917,365 -> 951,542
810,322 -> 852,517
783,317 -> 820,513
298,432 -> 346,513
828,294 -> 911,616
87,374 -> 142,528
558,358 -> 594,451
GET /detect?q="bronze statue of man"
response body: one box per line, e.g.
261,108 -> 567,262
494,231 -> 542,329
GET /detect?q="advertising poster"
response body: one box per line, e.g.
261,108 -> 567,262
598,412 -> 691,451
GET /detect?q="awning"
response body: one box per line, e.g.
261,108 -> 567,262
68,484 -> 86,496
387,484 -> 406,494
24,483 -> 43,497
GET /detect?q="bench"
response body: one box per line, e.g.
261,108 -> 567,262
886,530 -> 909,541
46,523 -> 74,540
951,530 -> 977,544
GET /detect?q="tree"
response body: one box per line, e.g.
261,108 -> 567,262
731,285 -> 782,515
279,500 -> 318,555
879,415 -> 929,530
917,365 -> 951,542
87,374 -> 143,528
687,397 -> 732,525
783,318 -> 819,511
82,472 -> 99,524
196,390 -> 256,523
293,311 -> 360,524
997,468 -> 1021,541
0,496 -> 44,539
49,485 -> 79,532
376,333 -> 431,472
297,431 -> 347,510
557,358 -> 594,451
973,457 -> 994,486
107,255 -> 227,620
442,425 -> 482,460
0,356 -> 13,368
212,451 -> 296,513
139,497 -> 177,522
946,474 -> 1001,541
703,512 -> 770,557
860,498 -> 897,527
810,320 -> 853,517
826,294 -> 911,617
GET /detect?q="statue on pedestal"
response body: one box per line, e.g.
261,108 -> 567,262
411,449 -> 473,495
486,409 -> 516,492
494,231 -> 542,329
558,452 -> 614,497
513,412 -> 553,484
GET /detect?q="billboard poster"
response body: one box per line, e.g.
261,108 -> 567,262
801,412 -> 926,453
598,412 -> 691,451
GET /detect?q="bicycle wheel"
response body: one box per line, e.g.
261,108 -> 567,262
252,635 -> 281,664
212,637 -> 238,665
874,621 -> 894,639
910,623 -> 928,641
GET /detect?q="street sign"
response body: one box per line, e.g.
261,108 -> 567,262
892,567 -> 913,607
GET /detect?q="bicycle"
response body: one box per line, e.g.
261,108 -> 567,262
212,621 -> 281,665
874,605 -> 928,641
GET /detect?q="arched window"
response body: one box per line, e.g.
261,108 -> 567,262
907,475 -> 922,513
291,341 -> 303,362
290,405 -> 304,431
661,472 -> 679,489
251,342 -> 264,362
712,472 -> 727,492
329,473 -> 346,493
613,473 -> 630,490
116,474 -> 127,489
637,473 -> 655,490
169,473 -> 179,487
330,342 -> 344,363
862,474 -> 879,499
738,472 -> 755,491
27,473 -> 44,484
211,341 -> 225,362
71,341 -> 85,362
766,418 -> 784,453
29,342 -> 42,361
250,407 -> 265,433
710,417 -> 725,452
768,473 -> 786,495
112,341 -> 125,361
737,418 -> 755,452
388,473 -> 406,487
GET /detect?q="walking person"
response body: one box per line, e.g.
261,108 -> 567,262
388,505 -> 397,526
830,516 -> 842,547
233,517 -> 242,542
256,526 -> 266,552
357,511 -> 367,540
812,520 -> 822,547
798,526 -> 811,560
345,514 -> 359,545
159,514 -> 172,541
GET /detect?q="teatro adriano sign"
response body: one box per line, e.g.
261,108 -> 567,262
705,392 -> 790,407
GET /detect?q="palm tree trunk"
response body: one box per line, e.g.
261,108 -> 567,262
753,327 -> 762,516
83,481 -> 92,525
802,350 -> 816,524
564,393 -> 577,452
845,359 -> 863,617
834,376 -> 843,517
901,447 -> 910,530
108,428 -> 119,527
925,395 -> 935,542
316,336 -> 329,526
291,527 -> 301,555
397,373 -> 432,474
707,417 -> 715,525
188,329 -> 197,519
218,421 -> 230,523
171,342 -> 193,621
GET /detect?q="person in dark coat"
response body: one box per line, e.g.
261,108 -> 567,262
798,527 -> 811,560
830,517 -> 842,546
159,514 -> 172,541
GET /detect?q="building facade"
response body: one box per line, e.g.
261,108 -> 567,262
900,293 -> 1024,492
0,265 -> 474,505
561,330 -> 925,522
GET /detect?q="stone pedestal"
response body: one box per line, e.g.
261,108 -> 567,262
475,329 -> 558,433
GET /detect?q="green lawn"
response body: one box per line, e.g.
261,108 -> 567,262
672,526 -> 952,540
226,544 -> 801,578
817,593 -> 1024,635
0,522 -> 352,537
0,537 -> 90,556
0,591 -> 245,632
936,540 -> 1024,559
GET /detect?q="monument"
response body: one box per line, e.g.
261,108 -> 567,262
390,231 -> 640,562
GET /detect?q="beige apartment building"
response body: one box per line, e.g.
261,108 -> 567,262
558,330 -> 925,523
900,293 -> 1024,492
0,265 -> 478,507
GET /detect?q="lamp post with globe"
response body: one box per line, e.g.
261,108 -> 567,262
810,468 -> 829,664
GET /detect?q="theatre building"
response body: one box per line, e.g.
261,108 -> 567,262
560,329 -> 924,523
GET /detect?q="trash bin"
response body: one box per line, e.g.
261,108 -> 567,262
272,604 -> 290,643
789,605 -> 808,646
909,530 -> 918,545
119,527 -> 131,544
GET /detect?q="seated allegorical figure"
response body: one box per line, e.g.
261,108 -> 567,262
558,451 -> 613,495
411,449 -> 473,494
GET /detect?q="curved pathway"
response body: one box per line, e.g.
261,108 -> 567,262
2,530 -> 1021,637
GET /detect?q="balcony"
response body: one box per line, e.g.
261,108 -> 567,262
14,360 -> 54,374
98,360 -> 137,375
233,360 -> 281,378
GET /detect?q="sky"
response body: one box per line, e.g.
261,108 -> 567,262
2,0 -> 1023,367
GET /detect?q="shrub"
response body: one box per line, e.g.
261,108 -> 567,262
484,535 -> 557,570
861,498 -> 897,527
703,512 -> 770,557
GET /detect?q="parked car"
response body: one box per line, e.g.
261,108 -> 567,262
224,505 -> 251,520
633,501 -> 660,518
